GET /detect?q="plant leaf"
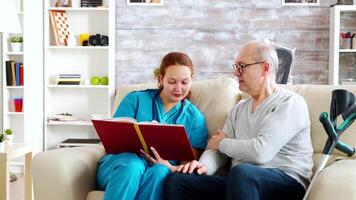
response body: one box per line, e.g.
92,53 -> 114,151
4,129 -> 12,135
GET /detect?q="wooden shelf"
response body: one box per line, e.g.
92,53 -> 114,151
6,52 -> 24,55
339,49 -> 356,53
46,121 -> 93,126
6,112 -> 24,115
6,86 -> 24,89
47,46 -> 109,50
48,7 -> 109,11
47,85 -> 109,89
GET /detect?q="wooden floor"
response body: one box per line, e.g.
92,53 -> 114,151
10,173 -> 24,200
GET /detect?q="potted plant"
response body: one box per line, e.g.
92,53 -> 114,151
0,129 -> 13,143
10,36 -> 23,52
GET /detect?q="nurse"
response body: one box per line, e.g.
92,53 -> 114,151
96,52 -> 208,200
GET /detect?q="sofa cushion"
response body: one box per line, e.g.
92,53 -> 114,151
308,160 -> 356,200
280,85 -> 356,157
112,77 -> 241,137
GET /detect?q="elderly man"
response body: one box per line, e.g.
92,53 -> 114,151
164,41 -> 313,200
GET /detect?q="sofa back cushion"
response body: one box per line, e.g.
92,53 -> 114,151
113,80 -> 356,157
112,77 -> 241,137
280,85 -> 356,156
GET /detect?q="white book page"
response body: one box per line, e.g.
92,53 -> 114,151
105,117 -> 138,123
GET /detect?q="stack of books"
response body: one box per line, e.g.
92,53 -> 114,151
56,74 -> 82,85
81,0 -> 102,7
6,60 -> 24,86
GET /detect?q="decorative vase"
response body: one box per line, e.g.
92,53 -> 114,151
10,42 -> 23,52
6,134 -> 13,142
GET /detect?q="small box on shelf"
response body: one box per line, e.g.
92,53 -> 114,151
56,73 -> 82,85
81,0 -> 103,7
13,98 -> 23,112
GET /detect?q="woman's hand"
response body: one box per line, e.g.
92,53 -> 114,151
140,147 -> 177,172
175,160 -> 208,175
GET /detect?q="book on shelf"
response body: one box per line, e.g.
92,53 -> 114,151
81,0 -> 103,7
5,61 -> 13,86
15,62 -> 20,86
58,138 -> 101,148
56,73 -> 82,85
47,113 -> 88,124
92,117 -> 195,161
58,73 -> 81,78
20,64 -> 24,85
57,80 -> 81,85
6,60 -> 24,86
11,61 -> 16,86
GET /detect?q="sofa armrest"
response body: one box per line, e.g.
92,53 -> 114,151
308,159 -> 356,200
33,146 -> 105,200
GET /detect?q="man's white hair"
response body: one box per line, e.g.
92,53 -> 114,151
248,41 -> 279,79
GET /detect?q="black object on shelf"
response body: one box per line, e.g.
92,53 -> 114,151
88,34 -> 109,46
81,0 -> 102,7
58,138 -> 101,148
10,172 -> 17,182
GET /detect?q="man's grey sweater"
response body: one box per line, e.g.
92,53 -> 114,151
199,88 -> 313,188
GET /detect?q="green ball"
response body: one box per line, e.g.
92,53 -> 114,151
100,76 -> 109,85
90,76 -> 101,85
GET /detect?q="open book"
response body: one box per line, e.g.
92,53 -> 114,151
92,117 -> 195,161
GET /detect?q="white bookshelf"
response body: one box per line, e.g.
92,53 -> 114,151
329,6 -> 356,85
1,0 -> 24,146
44,0 -> 115,150
1,0 -> 43,171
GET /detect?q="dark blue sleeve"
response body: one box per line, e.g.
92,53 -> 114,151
113,92 -> 138,118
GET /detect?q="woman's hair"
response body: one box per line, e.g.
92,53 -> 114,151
154,52 -> 194,98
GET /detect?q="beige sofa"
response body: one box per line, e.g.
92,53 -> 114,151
32,77 -> 356,200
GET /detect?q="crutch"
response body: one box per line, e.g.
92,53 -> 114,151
303,89 -> 356,200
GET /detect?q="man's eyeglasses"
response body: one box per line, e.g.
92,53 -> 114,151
232,62 -> 265,74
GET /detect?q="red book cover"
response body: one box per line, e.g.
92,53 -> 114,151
92,118 -> 195,161
20,64 -> 24,86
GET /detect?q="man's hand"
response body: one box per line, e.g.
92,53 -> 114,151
140,147 -> 177,172
207,129 -> 227,150
175,160 -> 208,175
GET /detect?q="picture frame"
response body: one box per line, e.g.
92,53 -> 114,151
49,10 -> 70,46
127,0 -> 163,6
282,0 -> 320,6
55,0 -> 72,7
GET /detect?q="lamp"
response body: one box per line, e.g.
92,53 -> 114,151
0,0 -> 22,33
